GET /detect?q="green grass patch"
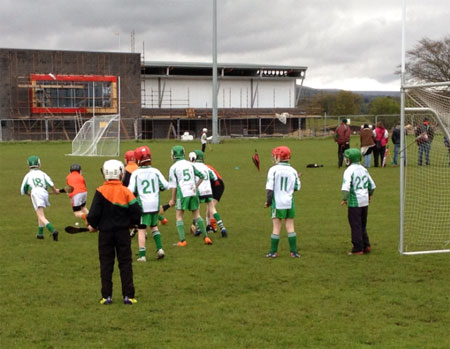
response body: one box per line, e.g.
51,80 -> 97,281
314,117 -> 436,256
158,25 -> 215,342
1,138 -> 449,348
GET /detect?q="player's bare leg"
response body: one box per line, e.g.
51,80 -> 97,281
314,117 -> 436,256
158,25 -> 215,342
35,207 -> 58,241
137,228 -> 147,261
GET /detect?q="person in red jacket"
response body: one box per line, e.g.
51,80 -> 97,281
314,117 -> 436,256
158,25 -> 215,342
87,160 -> 142,305
372,121 -> 389,167
334,119 -> 351,168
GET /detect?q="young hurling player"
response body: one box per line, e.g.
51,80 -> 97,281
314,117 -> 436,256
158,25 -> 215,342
205,163 -> 225,232
128,146 -> 168,262
264,146 -> 301,258
341,148 -> 376,255
168,145 -> 212,246
189,150 -> 227,237
66,164 -> 89,225
20,155 -> 62,241
87,159 -> 141,305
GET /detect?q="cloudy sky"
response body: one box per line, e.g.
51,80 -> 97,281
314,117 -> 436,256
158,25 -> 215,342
0,0 -> 448,91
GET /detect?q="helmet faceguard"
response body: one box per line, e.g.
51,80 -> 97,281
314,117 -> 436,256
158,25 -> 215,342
343,148 -> 361,166
70,163 -> 81,173
102,160 -> 124,180
134,146 -> 151,166
171,146 -> 185,161
27,155 -> 40,169
124,150 -> 136,163
271,146 -> 291,163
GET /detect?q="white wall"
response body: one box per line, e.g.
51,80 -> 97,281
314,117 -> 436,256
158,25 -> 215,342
142,77 -> 295,108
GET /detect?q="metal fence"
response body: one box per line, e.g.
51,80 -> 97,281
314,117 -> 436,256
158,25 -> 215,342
0,114 -> 401,142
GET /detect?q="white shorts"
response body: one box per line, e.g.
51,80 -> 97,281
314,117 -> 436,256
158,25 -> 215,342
31,189 -> 50,211
71,192 -> 88,209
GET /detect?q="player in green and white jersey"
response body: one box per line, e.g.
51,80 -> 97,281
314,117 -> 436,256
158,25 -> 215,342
264,146 -> 301,258
20,155 -> 62,241
341,148 -> 376,255
189,150 -> 227,237
128,146 -> 168,261
168,146 -> 212,246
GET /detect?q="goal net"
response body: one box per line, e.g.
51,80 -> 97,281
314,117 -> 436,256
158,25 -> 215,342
400,82 -> 450,254
68,114 -> 120,156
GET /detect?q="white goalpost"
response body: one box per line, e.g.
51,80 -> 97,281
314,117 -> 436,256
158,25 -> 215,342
399,0 -> 450,254
68,77 -> 121,157
68,114 -> 121,157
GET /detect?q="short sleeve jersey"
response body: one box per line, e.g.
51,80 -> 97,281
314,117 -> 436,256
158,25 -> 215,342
266,162 -> 300,209
168,159 -> 204,198
21,169 -> 54,195
341,163 -> 376,207
128,166 -> 169,213
192,162 -> 217,196
66,171 -> 87,198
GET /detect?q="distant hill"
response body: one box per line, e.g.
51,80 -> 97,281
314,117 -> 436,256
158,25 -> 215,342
298,86 -> 400,100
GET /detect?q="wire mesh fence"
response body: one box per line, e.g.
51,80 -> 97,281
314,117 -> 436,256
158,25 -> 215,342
0,114 -> 401,142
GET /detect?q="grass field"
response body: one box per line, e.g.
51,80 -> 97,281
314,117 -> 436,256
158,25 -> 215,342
1,137 -> 450,348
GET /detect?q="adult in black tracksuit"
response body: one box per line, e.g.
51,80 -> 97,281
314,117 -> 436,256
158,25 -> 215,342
87,160 -> 142,305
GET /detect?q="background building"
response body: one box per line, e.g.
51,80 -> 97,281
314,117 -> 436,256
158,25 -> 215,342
0,48 -> 308,141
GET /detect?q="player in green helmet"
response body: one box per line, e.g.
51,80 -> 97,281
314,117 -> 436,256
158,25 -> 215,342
20,155 -> 62,241
168,146 -> 212,246
341,148 -> 376,255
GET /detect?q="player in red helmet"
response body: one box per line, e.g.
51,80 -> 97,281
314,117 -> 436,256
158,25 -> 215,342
128,146 -> 169,261
122,150 -> 138,187
265,146 -> 301,258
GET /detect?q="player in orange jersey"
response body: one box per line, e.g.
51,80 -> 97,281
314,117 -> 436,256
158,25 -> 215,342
66,164 -> 89,225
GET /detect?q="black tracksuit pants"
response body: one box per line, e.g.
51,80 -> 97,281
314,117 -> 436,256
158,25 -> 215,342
98,229 -> 135,299
348,206 -> 370,252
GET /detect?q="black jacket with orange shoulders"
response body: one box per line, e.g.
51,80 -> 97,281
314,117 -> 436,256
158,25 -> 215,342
87,180 -> 142,232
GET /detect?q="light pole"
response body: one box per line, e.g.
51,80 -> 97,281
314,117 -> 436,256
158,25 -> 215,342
212,0 -> 218,143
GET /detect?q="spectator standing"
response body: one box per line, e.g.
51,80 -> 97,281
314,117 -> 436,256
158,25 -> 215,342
372,121 -> 389,167
415,118 -> 434,166
334,119 -> 351,168
391,125 -> 401,166
360,124 -> 375,168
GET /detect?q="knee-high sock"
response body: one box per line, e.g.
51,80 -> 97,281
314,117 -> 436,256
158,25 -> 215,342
195,217 -> 207,238
176,220 -> 185,241
288,232 -> 297,252
270,233 -> 280,253
152,230 -> 163,250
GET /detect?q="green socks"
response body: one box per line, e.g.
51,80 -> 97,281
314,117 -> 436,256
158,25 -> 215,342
139,247 -> 146,257
176,220 -> 185,241
152,230 -> 163,250
213,212 -> 225,229
288,232 -> 298,252
270,233 -> 280,253
45,223 -> 55,233
195,217 -> 207,237
37,226 -> 44,236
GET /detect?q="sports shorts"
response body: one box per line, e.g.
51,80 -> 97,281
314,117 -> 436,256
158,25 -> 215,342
199,194 -> 213,203
211,179 -> 225,201
71,192 -> 87,211
31,188 -> 50,211
271,205 -> 296,219
176,195 -> 200,211
140,212 -> 159,227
